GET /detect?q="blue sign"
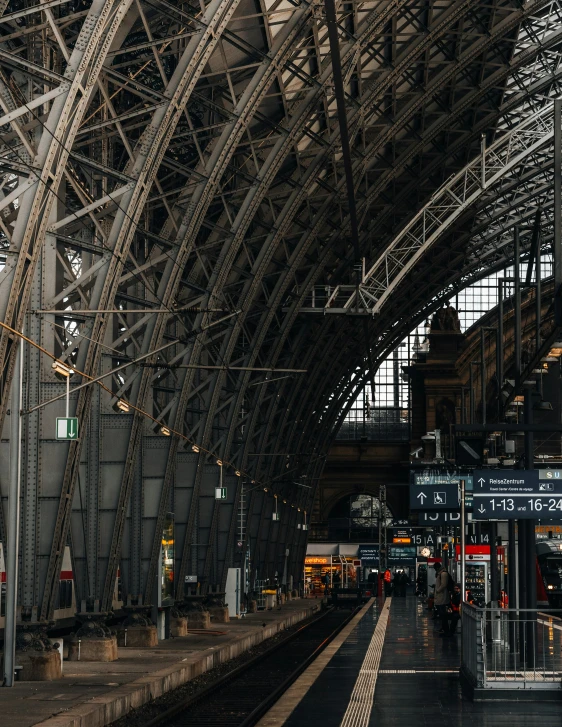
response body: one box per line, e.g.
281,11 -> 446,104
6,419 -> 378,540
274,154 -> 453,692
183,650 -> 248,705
358,545 -> 379,563
418,511 -> 462,525
473,469 -> 562,520
388,546 -> 416,565
410,473 -> 463,510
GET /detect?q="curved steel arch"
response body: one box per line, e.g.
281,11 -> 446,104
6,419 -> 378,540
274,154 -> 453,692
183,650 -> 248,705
4,0 -> 562,632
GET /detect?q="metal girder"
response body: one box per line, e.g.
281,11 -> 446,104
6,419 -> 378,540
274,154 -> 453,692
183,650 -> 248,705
340,104 -> 556,315
4,0 -> 562,633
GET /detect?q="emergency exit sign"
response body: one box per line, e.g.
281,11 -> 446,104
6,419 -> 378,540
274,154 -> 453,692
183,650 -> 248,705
56,417 -> 78,440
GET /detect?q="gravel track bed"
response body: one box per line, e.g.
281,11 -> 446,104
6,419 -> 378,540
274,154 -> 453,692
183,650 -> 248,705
109,607 -> 323,727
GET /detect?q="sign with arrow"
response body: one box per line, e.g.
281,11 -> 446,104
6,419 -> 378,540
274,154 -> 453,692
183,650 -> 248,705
410,473 -> 461,511
56,417 -> 78,440
472,469 -> 562,520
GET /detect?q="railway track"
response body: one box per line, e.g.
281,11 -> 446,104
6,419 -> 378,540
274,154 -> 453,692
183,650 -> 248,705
139,604 -> 361,727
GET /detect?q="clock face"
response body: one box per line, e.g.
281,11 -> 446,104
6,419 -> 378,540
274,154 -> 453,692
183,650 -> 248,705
421,547 -> 431,557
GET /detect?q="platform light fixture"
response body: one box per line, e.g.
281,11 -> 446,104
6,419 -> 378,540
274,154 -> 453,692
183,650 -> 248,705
160,425 -> 171,436
115,399 -> 130,413
52,361 -> 73,377
216,458 -> 223,467
191,444 -> 200,453
235,470 -> 241,477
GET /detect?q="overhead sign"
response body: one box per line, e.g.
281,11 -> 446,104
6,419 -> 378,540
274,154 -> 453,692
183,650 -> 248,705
410,474 -> 460,510
392,528 -> 412,543
419,511 -> 462,525
473,469 -> 562,520
56,417 -> 78,440
411,531 -> 436,546
358,545 -> 379,563
388,546 -> 416,565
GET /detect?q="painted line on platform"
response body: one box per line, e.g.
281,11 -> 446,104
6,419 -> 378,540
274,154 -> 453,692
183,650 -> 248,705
339,597 -> 392,727
255,598 -> 377,727
379,669 -> 457,674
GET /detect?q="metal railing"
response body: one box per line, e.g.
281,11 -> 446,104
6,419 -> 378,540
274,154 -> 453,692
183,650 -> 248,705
461,604 -> 562,691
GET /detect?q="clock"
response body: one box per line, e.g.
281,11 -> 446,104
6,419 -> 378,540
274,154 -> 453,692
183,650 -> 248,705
421,546 -> 431,558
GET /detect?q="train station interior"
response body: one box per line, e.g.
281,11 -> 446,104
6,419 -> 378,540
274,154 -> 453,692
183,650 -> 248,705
1,0 -> 562,724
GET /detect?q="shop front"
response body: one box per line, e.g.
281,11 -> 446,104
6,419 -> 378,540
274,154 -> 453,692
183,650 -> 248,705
304,547 -> 360,594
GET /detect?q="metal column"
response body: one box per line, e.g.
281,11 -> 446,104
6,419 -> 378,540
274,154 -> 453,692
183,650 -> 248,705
524,388 -> 537,665
497,279 -> 504,418
3,337 -> 22,687
553,99 -> 562,326
480,328 -> 486,425
514,229 -> 521,391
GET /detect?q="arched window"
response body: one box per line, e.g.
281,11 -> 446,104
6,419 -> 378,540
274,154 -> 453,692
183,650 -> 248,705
329,494 -> 392,529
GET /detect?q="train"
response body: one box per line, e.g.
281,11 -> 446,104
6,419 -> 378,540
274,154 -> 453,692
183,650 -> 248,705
537,539 -> 562,608
0,544 -> 123,630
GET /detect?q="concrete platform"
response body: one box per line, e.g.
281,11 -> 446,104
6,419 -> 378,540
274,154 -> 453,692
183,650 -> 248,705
257,593 -> 562,727
0,600 -> 319,727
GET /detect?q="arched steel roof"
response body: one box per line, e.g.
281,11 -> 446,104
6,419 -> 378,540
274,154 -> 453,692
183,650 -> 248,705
0,0 -> 561,619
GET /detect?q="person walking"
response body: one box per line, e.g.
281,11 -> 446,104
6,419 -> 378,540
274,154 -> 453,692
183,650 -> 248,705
383,567 -> 392,597
433,562 -> 450,635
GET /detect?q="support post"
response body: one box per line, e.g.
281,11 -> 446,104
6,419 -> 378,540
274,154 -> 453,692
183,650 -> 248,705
553,99 -> 562,326
514,229 -> 521,392
481,134 -> 486,189
508,519 -> 517,652
480,328 -> 486,425
497,279 -> 503,418
533,209 -> 542,354
3,339 -> 22,687
460,479 -> 466,601
489,523 -> 498,605
524,388 -> 537,666
66,373 -> 70,419
470,363 -> 476,424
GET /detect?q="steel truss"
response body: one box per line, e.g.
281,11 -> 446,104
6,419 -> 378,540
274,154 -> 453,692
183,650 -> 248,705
0,0 -> 561,629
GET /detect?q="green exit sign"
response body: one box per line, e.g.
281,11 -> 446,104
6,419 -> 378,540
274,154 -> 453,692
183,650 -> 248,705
56,417 -> 78,440
215,487 -> 227,500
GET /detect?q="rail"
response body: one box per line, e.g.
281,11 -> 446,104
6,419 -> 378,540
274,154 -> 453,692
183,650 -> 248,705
141,604 -> 364,727
461,604 -> 562,691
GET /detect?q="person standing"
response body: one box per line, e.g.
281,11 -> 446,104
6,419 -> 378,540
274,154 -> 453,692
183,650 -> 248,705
393,570 -> 407,597
333,570 -> 341,589
433,562 -> 450,635
447,585 -> 462,636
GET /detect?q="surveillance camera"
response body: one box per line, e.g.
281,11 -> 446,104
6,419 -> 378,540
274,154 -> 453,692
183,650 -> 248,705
410,447 -> 423,458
